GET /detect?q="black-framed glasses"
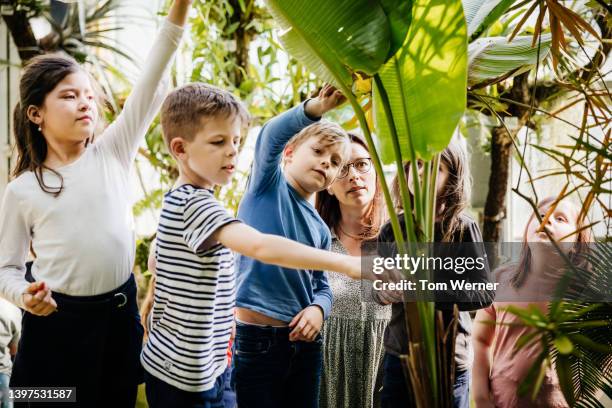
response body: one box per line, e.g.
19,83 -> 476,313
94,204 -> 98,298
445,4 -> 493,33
337,158 -> 372,179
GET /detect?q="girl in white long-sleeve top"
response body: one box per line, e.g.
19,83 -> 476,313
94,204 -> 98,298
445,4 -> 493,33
0,2 -> 191,406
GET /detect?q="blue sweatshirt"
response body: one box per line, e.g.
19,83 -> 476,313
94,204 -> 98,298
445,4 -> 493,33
235,102 -> 333,322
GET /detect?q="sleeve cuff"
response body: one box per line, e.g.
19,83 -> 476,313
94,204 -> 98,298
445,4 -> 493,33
300,99 -> 322,122
161,18 -> 185,41
12,281 -> 29,310
310,298 -> 331,320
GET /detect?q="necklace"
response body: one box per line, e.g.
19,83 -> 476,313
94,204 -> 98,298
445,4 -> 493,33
336,224 -> 364,241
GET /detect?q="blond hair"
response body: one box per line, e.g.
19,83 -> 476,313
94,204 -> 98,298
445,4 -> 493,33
284,120 -> 351,164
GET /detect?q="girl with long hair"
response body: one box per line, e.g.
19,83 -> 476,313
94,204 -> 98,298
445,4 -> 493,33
375,134 -> 492,408
0,2 -> 190,406
473,196 -> 589,408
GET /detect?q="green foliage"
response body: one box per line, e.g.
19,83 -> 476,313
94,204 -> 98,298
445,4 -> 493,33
374,0 -> 467,163
134,235 -> 155,276
468,33 -> 552,87
266,0 -> 397,89
463,0 -> 517,41
510,300 -> 612,407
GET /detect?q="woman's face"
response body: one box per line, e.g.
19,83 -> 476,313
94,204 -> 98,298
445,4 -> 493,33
328,142 -> 376,210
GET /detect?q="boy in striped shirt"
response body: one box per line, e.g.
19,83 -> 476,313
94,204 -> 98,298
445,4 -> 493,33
140,83 -> 360,408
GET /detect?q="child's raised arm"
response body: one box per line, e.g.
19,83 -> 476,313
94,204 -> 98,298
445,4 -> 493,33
167,0 -> 192,26
249,85 -> 345,193
98,0 -> 190,170
212,222 -> 361,279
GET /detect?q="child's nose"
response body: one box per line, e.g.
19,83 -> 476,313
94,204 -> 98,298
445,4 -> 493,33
228,144 -> 238,156
78,98 -> 92,111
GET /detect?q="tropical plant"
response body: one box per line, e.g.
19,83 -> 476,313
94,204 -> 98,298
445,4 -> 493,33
1,0 -> 136,110
466,0 -> 610,244
263,0 -> 609,406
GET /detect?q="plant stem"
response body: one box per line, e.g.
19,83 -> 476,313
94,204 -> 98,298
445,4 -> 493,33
373,74 -> 418,245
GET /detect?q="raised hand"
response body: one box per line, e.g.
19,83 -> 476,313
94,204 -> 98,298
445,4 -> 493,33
305,84 -> 346,118
22,281 -> 57,316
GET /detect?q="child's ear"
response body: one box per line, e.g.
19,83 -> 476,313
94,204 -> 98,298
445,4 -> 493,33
170,137 -> 188,159
326,187 -> 334,195
26,105 -> 43,126
283,145 -> 294,163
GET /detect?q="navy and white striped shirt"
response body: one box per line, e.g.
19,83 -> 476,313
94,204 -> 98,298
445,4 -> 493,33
141,184 -> 237,392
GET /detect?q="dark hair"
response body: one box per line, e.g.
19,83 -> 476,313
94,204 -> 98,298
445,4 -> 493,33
315,132 -> 385,240
12,53 -> 92,196
391,134 -> 471,242
160,83 -> 250,150
509,196 -> 591,288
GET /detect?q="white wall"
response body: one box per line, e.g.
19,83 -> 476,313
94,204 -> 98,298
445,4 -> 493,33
0,22 -> 19,197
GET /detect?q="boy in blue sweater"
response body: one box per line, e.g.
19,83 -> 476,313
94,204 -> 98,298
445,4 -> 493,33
233,85 -> 350,408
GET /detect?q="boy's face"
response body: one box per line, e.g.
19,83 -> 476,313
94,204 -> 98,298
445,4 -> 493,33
283,136 -> 346,198
174,115 -> 242,189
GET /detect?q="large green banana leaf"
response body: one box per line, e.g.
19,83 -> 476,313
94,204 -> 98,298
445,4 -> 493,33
265,0 -> 400,90
374,0 -> 468,163
462,0 -> 517,41
380,0 -> 414,59
468,33 -> 552,86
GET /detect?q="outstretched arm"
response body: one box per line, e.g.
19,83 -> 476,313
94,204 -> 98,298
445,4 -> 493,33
212,222 -> 360,279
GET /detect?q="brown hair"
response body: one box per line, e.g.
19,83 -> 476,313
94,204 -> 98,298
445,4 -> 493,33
392,134 -> 471,242
12,53 -> 100,196
510,196 -> 591,288
315,132 -> 385,240
160,83 -> 249,150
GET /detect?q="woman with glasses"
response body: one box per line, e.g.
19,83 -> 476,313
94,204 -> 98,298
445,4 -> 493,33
316,133 -> 390,408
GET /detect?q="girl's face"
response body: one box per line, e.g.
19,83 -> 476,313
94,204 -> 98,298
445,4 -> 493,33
407,160 -> 449,200
328,142 -> 376,210
31,71 -> 98,145
527,201 -> 579,243
526,201 -> 580,261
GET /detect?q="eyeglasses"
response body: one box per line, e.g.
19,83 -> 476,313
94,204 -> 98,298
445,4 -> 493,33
336,158 -> 372,179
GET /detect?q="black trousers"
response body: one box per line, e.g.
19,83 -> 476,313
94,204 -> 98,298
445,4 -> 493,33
10,275 -> 144,408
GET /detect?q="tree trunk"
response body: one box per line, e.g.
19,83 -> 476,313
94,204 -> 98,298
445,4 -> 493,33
483,126 -> 513,244
227,0 -> 253,92
2,11 -> 39,63
482,73 -> 530,248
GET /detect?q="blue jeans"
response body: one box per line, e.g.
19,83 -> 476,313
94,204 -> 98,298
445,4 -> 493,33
453,369 -> 470,408
222,365 -> 236,408
381,353 -> 470,408
144,370 -> 225,408
0,373 -> 12,408
232,322 -> 323,408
